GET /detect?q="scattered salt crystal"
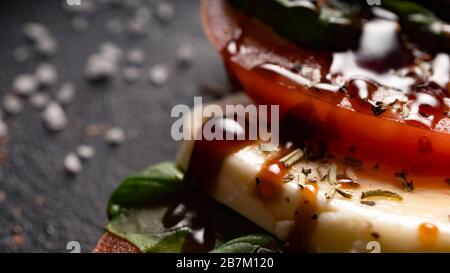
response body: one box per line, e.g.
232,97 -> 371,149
156,1 -> 174,23
41,102 -> 68,132
176,43 -> 194,68
63,0 -> 97,15
13,46 -> 31,62
122,66 -> 141,83
84,54 -> 117,80
105,127 -> 126,145
71,17 -> 90,32
23,22 -> 58,56
29,92 -> 50,110
84,43 -> 123,80
99,42 -> 123,63
13,74 -> 38,96
0,120 -> 8,138
76,145 -> 95,160
3,94 -> 24,115
64,152 -> 82,175
56,83 -> 76,105
22,22 -> 58,56
148,64 -> 169,86
23,22 -> 49,41
127,49 -> 146,66
35,37 -> 58,56
35,63 -> 58,87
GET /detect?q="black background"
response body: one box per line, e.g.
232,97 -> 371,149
0,0 -> 229,253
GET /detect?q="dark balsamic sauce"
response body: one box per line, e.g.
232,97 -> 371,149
288,183 -> 319,252
184,116 -> 254,192
157,187 -> 265,252
255,146 -> 290,201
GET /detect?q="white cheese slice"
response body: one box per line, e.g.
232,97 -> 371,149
176,94 -> 450,252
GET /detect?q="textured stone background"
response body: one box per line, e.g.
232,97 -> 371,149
0,0 -> 229,253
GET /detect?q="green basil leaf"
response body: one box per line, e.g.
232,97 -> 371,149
105,190 -> 274,253
107,207 -> 192,253
105,161 -> 284,253
107,162 -> 184,219
210,234 -> 283,253
117,229 -> 191,253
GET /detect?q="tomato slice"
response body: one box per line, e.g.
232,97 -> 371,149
201,0 -> 450,178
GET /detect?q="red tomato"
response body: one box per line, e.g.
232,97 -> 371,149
201,0 -> 450,178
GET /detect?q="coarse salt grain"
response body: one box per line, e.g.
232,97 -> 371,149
56,83 -> 76,105
156,1 -> 174,23
176,43 -> 194,68
41,102 -> 68,132
29,92 -> 50,110
84,54 -> 118,80
148,64 -> 169,86
127,49 -> 146,66
3,94 -> 24,115
64,152 -> 82,175
35,63 -> 58,87
105,127 -> 126,145
13,74 -> 38,96
76,145 -> 95,160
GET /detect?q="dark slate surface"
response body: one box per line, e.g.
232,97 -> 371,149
0,0 -> 229,253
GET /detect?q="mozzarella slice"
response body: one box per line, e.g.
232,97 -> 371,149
176,94 -> 450,252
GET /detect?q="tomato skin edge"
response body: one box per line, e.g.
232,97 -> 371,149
233,59 -> 450,175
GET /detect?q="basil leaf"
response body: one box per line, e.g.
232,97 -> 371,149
107,204 -> 283,253
210,234 -> 283,253
105,161 -> 284,253
117,229 -> 191,253
107,162 -> 184,219
107,207 -> 192,253
105,190 -> 274,253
